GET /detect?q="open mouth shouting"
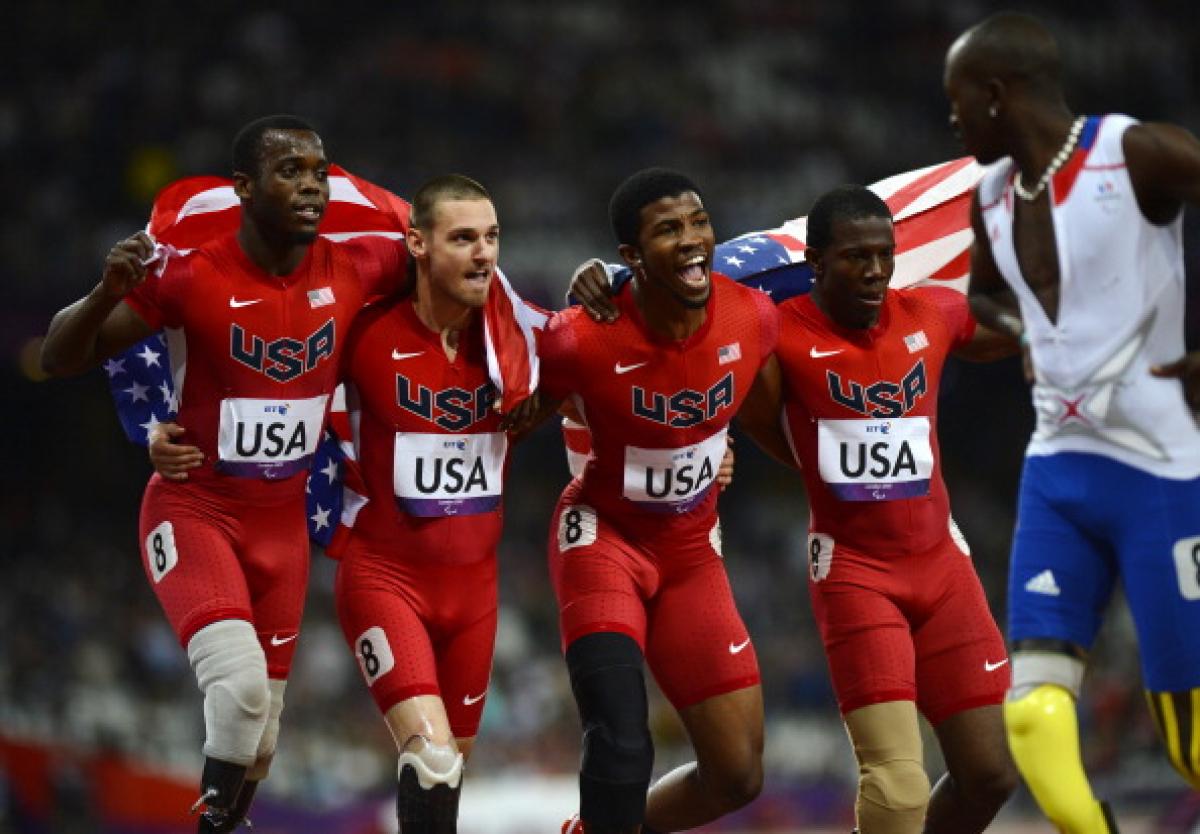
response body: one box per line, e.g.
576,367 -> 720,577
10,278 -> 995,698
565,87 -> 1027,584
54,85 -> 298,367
677,253 -> 709,289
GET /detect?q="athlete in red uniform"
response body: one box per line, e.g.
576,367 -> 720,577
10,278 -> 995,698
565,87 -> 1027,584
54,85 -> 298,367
541,169 -> 778,834
333,176 -> 514,833
736,185 -> 1018,834
40,116 -> 407,833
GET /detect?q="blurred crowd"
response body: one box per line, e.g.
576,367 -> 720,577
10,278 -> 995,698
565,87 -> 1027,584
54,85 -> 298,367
2,0 -> 1198,825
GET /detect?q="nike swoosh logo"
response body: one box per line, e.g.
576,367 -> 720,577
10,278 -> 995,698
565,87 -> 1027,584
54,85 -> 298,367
984,658 -> 1009,672
809,347 -> 843,358
392,350 -> 423,360
229,297 -> 263,308
728,638 -> 751,655
270,634 -> 298,647
462,691 -> 487,706
614,361 -> 649,375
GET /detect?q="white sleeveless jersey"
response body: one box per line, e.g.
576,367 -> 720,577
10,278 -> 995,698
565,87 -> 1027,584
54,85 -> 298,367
978,114 -> 1200,478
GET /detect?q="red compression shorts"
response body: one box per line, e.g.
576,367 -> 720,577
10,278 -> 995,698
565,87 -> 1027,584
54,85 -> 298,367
335,538 -> 497,739
809,532 -> 1009,724
138,473 -> 310,679
548,484 -> 760,710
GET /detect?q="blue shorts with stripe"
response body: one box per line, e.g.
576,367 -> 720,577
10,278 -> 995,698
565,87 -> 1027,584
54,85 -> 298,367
1008,452 -> 1200,692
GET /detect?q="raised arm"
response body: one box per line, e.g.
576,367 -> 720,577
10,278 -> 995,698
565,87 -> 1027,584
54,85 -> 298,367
735,355 -> 797,469
41,232 -> 157,376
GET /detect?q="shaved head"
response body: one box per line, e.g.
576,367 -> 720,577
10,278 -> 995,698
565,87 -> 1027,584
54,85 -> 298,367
948,12 -> 1062,98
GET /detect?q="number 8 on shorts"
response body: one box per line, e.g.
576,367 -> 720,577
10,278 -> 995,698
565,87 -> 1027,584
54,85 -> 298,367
557,504 -> 598,552
145,520 -> 179,584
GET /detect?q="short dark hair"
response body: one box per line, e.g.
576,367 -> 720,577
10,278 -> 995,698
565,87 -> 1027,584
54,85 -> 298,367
609,168 -> 702,247
959,12 -> 1062,96
232,114 -> 318,178
806,185 -> 892,250
410,174 -> 492,231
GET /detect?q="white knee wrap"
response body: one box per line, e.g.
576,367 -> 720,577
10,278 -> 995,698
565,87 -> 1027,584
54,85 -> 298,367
398,736 -> 464,790
189,620 -> 270,766
256,679 -> 286,759
1008,651 -> 1085,701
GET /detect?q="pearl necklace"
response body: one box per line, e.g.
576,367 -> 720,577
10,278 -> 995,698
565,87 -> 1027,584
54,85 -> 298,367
1013,116 -> 1086,202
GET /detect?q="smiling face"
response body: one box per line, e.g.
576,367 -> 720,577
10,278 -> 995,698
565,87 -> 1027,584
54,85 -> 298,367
408,197 -> 499,312
809,214 -> 895,330
622,190 -> 715,309
236,128 -> 330,244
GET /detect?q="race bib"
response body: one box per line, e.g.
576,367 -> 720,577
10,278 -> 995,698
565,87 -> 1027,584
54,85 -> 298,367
394,432 -> 507,517
217,394 -> 328,479
622,429 -> 727,513
817,417 -> 933,501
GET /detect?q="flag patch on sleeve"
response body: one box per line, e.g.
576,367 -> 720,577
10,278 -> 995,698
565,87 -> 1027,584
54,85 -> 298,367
718,342 -> 742,364
308,287 -> 336,308
904,330 -> 929,353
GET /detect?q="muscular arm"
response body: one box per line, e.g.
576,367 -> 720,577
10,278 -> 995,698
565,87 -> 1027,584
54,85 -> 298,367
1125,122 -> 1200,224
952,323 -> 1020,363
41,233 -> 157,376
1126,124 -> 1200,408
965,190 -> 1024,342
735,355 -> 797,469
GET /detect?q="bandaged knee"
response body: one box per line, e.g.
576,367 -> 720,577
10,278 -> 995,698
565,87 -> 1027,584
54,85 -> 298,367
566,633 -> 654,828
246,679 -> 286,781
846,703 -> 929,834
189,620 -> 270,766
397,735 -> 463,833
859,758 -> 930,831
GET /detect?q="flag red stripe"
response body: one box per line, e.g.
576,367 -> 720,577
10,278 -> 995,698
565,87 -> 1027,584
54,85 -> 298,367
882,157 -> 976,217
891,192 -> 971,254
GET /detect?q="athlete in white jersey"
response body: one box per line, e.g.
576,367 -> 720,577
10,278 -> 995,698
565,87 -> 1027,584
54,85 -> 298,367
980,113 -> 1200,476
945,13 -> 1200,834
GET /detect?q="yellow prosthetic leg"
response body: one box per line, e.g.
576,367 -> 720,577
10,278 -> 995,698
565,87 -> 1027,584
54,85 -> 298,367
1005,683 -> 1115,834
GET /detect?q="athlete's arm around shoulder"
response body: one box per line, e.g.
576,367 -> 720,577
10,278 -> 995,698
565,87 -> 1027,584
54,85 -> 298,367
1124,121 -> 1200,224
736,353 -> 797,468
41,232 -> 156,376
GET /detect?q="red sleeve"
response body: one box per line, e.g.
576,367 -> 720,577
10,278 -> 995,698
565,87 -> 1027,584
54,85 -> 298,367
123,253 -> 191,330
917,285 -> 976,349
536,310 -> 579,401
750,287 -> 780,359
341,236 -> 410,302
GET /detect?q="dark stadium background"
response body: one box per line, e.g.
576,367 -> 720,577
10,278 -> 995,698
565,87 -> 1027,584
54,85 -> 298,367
3,2 -> 1198,832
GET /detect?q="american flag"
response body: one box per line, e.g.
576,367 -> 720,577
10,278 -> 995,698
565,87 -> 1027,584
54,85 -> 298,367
106,166 -> 543,547
714,156 -> 981,300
